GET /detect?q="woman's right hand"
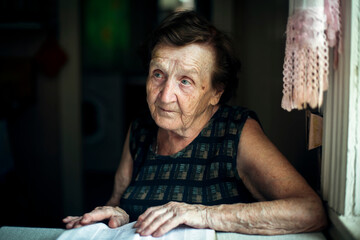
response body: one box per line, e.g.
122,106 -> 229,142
62,206 -> 129,229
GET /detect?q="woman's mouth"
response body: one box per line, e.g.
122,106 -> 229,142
160,107 -> 173,112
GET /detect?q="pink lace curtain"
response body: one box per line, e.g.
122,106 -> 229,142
281,0 -> 341,112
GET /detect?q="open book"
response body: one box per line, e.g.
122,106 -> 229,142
57,221 -> 216,240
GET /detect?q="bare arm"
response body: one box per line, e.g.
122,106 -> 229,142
135,119 -> 327,236
106,127 -> 133,206
206,118 -> 327,234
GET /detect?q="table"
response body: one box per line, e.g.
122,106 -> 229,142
0,226 -> 326,240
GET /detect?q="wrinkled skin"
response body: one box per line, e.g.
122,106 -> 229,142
134,201 -> 208,237
63,206 -> 129,229
146,43 -> 222,139
63,43 -> 327,237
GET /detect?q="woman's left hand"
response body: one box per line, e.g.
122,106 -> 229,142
134,201 -> 209,237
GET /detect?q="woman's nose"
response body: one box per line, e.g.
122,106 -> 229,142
159,79 -> 177,103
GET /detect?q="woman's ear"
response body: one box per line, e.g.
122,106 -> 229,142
210,87 -> 224,106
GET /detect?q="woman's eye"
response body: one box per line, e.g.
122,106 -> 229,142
154,72 -> 163,79
181,79 -> 191,85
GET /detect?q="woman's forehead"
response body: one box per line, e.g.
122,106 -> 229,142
150,58 -> 200,75
151,43 -> 215,72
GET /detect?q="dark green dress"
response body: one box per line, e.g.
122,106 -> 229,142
120,105 -> 259,221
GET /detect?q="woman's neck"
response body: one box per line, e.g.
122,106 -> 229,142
156,105 -> 219,155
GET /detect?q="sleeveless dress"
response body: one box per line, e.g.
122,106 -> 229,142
120,105 -> 259,221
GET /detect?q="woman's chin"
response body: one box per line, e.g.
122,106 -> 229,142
155,119 -> 180,131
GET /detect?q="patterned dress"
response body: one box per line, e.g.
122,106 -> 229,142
120,105 -> 259,221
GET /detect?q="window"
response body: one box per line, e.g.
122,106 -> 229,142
321,0 -> 360,239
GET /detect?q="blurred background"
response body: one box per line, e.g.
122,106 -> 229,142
0,0 -> 321,228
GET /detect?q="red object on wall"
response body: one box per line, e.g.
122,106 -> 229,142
35,36 -> 68,78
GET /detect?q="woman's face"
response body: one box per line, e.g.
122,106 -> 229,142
146,43 -> 222,134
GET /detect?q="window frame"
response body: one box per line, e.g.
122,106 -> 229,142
321,0 -> 360,239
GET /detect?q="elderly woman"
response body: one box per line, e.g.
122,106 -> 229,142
63,11 -> 327,237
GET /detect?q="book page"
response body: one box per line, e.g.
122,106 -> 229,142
57,221 -> 216,240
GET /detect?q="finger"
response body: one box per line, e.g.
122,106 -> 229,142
138,210 -> 175,236
66,222 -> 75,229
152,216 -> 183,237
108,207 -> 129,228
135,205 -> 165,228
108,216 -> 121,228
135,206 -> 160,225
136,206 -> 167,231
108,214 -> 129,228
73,222 -> 85,229
62,216 -> 79,223
65,217 -> 82,229
80,207 -> 114,224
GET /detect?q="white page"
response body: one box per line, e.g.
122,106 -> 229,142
57,221 -> 216,240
